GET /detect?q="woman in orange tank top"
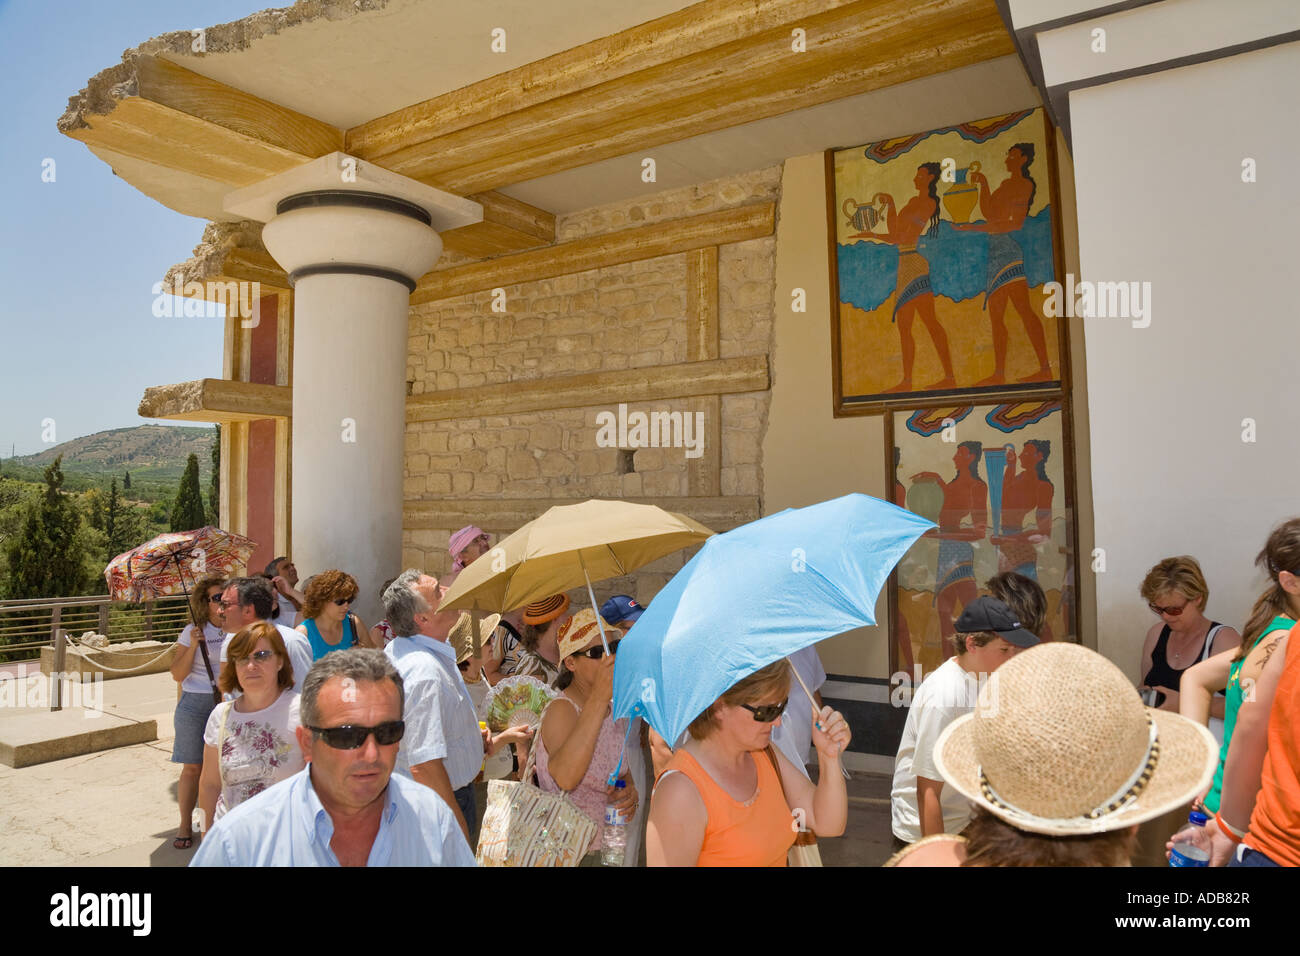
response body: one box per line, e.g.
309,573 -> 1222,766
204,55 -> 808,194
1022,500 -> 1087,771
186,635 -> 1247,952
646,659 -> 851,866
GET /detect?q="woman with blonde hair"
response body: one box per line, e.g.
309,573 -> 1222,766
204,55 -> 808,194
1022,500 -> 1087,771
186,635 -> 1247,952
197,621 -> 303,832
167,573 -> 227,849
647,659 -> 851,866
296,569 -> 374,660
1178,519 -> 1300,814
1137,556 -> 1239,716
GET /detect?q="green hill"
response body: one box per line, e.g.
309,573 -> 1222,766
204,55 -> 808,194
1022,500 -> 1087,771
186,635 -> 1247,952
0,425 -> 216,501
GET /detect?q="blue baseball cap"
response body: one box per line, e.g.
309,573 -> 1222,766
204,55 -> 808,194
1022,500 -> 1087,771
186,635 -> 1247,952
601,595 -> 643,626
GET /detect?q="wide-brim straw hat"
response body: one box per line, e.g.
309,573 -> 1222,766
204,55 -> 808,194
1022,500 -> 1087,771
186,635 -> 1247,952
448,612 -> 502,664
933,642 -> 1218,836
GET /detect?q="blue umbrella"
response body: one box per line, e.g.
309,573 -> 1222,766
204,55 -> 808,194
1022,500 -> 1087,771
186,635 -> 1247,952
612,493 -> 934,744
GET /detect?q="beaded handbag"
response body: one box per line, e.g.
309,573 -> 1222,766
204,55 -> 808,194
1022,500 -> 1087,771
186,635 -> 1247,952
475,723 -> 596,867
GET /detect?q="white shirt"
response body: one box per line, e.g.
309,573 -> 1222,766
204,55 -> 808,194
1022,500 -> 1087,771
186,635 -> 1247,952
385,634 -> 483,791
781,646 -> 828,766
220,622 -> 315,696
176,621 -> 227,695
276,593 -> 299,625
203,689 -> 304,819
890,657 -> 980,842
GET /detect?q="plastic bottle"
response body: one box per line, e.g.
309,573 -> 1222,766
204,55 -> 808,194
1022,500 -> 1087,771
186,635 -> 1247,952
601,778 -> 628,867
1168,810 -> 1210,867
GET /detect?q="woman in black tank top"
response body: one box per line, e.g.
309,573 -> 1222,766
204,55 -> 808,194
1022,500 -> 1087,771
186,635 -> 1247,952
1138,557 -> 1240,713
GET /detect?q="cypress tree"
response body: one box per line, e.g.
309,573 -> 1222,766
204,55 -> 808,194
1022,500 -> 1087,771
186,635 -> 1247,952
123,471 -> 131,490
105,478 -> 123,557
5,456 -> 85,598
170,454 -> 206,532
209,424 -> 221,525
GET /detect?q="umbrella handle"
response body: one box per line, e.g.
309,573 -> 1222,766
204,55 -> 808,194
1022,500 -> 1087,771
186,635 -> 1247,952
789,658 -> 848,776
578,553 -> 610,654
610,716 -> 638,786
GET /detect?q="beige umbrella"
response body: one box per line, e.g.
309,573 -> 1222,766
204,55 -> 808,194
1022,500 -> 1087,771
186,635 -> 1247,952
439,499 -> 713,649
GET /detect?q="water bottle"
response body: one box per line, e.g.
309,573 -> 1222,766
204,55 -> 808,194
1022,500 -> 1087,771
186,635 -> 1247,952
1168,810 -> 1210,867
601,778 -> 628,867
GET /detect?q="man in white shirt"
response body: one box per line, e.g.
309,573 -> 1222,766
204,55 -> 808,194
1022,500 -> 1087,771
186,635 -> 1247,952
265,556 -> 303,624
382,569 -> 484,843
890,596 -> 1039,846
219,577 -> 314,695
191,648 -> 474,867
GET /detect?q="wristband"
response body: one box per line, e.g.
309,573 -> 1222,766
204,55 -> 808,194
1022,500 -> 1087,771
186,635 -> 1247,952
1215,811 -> 1245,843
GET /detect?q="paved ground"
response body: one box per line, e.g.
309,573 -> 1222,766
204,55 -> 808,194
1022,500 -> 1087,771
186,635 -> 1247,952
0,669 -> 895,867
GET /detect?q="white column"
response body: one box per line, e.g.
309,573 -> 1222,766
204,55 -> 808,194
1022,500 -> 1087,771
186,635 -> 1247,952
225,154 -> 481,624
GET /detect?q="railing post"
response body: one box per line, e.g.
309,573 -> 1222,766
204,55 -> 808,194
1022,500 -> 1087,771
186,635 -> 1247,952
98,601 -> 109,638
51,628 -> 66,712
145,601 -> 154,641
50,604 -> 61,646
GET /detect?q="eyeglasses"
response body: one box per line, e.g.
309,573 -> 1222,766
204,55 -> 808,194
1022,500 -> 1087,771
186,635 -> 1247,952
219,600 -> 241,610
1148,601 -> 1188,617
236,649 -> 277,666
577,639 -> 620,660
307,721 -> 405,750
740,699 -> 788,722
333,596 -> 355,606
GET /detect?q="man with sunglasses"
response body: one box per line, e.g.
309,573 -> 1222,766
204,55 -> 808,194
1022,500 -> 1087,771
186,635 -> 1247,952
218,577 -> 315,695
191,648 -> 474,866
382,570 -> 485,843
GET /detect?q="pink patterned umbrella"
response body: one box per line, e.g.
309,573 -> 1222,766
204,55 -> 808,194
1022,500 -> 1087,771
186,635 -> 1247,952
104,526 -> 258,603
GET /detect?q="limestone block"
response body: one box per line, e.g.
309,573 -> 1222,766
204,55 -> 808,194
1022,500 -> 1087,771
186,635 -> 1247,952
507,450 -> 540,479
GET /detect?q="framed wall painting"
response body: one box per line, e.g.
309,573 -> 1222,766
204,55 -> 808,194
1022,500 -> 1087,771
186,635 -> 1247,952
887,400 -> 1078,677
830,108 -> 1066,413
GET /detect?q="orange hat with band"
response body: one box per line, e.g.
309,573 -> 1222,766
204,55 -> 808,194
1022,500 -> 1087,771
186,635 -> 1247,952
522,593 -> 570,626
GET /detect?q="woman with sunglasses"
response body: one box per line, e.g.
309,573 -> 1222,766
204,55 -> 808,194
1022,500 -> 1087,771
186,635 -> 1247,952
297,569 -> 375,661
168,574 -> 227,849
647,659 -> 851,866
535,609 -> 640,865
1138,556 -> 1240,718
197,621 -> 304,832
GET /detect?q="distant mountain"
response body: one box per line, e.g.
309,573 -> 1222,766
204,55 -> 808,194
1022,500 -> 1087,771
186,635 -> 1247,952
3,425 -> 215,486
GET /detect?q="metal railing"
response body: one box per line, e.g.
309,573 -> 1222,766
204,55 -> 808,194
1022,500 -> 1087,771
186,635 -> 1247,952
0,594 -> 192,664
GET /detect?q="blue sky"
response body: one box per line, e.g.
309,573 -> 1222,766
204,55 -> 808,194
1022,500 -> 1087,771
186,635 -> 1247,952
0,0 -> 265,456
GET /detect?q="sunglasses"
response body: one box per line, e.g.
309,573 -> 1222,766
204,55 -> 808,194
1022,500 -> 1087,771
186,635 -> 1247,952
740,699 -> 788,722
236,649 -> 277,666
577,639 -> 620,660
457,659 -> 472,672
307,721 -> 405,750
1148,601 -> 1188,616
333,596 -> 355,606
207,594 -> 223,604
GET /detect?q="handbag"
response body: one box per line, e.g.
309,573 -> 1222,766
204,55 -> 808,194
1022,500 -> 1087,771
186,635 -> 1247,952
763,745 -> 823,867
475,708 -> 597,867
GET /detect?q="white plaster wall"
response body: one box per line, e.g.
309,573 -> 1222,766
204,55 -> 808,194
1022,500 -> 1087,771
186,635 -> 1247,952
1071,41 -> 1300,678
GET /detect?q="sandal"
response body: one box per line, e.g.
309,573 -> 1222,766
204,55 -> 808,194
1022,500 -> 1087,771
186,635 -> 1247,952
173,835 -> 194,849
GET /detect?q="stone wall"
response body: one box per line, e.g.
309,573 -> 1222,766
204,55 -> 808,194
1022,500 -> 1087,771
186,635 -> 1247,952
402,167 -> 781,602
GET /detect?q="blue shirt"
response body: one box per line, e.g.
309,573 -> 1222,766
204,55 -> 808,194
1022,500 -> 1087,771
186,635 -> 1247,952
189,767 -> 475,867
385,634 -> 483,790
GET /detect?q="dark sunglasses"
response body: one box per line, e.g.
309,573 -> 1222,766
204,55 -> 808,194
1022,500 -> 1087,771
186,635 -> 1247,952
577,639 -> 620,660
207,594 -> 223,603
333,596 -> 355,606
457,659 -> 472,672
236,649 -> 276,666
1148,601 -> 1187,616
741,699 -> 787,722
307,721 -> 405,750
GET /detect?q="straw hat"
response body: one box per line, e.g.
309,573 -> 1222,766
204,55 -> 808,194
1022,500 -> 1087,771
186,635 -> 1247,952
556,608 -> 615,661
447,612 -> 502,664
933,643 -> 1218,836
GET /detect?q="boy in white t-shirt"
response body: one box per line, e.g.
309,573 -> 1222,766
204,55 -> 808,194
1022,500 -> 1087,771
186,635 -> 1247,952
890,597 -> 1040,845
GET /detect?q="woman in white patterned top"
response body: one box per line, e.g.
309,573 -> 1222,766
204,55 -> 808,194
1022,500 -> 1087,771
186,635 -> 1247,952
198,621 -> 304,831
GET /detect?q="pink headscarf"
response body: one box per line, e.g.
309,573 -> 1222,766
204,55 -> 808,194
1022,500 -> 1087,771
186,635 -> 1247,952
449,525 -> 485,570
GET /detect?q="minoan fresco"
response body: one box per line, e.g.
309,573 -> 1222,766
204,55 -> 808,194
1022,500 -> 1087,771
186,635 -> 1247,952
891,400 -> 1076,673
834,109 -> 1062,409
